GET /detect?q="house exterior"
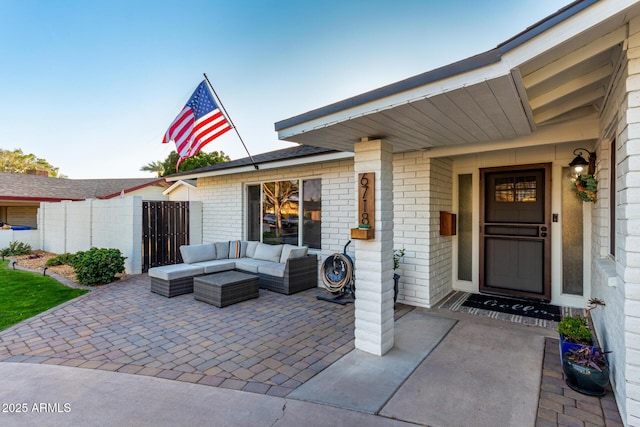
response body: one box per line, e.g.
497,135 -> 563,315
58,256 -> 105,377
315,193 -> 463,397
0,171 -> 169,229
166,1 -> 640,424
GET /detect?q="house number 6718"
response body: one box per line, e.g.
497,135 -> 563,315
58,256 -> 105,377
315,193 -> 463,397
358,172 -> 375,228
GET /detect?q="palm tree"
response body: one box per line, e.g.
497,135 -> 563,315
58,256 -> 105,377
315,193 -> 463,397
140,161 -> 164,177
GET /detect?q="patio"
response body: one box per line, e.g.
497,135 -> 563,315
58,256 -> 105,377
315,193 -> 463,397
0,273 -> 624,426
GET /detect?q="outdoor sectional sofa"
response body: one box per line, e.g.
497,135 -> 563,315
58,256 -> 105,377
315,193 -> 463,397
148,240 -> 317,297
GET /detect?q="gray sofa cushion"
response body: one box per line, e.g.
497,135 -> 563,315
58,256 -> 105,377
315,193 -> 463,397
234,258 -> 274,274
279,244 -> 308,263
215,241 -> 230,259
148,264 -> 204,280
229,240 -> 247,259
253,243 -> 283,262
245,241 -> 259,258
180,243 -> 216,264
193,259 -> 236,274
258,263 -> 286,278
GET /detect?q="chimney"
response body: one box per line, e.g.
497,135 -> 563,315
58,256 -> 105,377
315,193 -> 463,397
26,169 -> 49,176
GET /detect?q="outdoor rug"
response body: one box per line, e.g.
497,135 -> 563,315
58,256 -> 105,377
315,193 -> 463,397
438,291 -> 579,329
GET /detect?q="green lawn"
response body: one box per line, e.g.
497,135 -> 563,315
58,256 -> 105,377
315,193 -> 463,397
0,260 -> 88,331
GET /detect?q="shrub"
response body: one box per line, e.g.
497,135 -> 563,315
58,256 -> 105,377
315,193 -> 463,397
557,315 -> 592,344
72,247 -> 126,286
45,252 -> 76,267
0,241 -> 32,257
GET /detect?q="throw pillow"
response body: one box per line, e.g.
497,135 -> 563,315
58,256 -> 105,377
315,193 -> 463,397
245,241 -> 259,258
215,241 -> 230,259
229,240 -> 247,259
289,247 -> 308,259
253,243 -> 283,262
279,244 -> 299,263
180,243 -> 216,264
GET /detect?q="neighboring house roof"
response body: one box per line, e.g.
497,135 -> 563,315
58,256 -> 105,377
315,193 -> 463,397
163,179 -> 197,196
0,172 -> 168,202
167,145 -> 347,180
274,0 -> 633,153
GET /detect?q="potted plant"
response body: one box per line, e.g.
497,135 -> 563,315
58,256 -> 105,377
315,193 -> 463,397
557,315 -> 594,359
562,346 -> 610,396
393,249 -> 405,302
557,298 -> 605,363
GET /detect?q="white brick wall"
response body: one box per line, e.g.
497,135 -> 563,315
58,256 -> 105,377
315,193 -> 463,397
392,152 -> 452,308
591,17 -> 640,425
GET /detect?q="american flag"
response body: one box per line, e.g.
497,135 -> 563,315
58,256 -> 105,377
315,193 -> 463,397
162,81 -> 231,170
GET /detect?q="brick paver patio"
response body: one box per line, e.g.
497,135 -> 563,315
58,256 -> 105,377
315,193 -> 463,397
537,338 -> 623,427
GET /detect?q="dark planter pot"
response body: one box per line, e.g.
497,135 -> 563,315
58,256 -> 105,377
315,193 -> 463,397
393,274 -> 400,302
562,357 -> 610,396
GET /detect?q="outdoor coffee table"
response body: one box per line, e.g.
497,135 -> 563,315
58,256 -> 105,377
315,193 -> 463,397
193,271 -> 259,307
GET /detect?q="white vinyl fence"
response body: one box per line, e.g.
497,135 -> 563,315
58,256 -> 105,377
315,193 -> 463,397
38,197 -> 144,274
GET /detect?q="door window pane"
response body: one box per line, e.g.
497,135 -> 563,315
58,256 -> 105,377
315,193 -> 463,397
494,176 -> 536,202
458,174 -> 472,281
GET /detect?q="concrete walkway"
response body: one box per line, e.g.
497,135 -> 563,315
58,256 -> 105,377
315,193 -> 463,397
0,273 -> 625,426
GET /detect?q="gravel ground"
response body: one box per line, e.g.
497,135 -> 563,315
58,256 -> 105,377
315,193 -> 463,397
10,251 -> 77,281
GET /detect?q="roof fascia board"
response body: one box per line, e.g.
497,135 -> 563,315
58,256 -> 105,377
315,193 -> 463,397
277,62 -> 514,140
501,0 -> 635,69
0,196 -> 84,202
274,49 -> 502,132
165,151 -> 355,181
100,179 -> 167,199
497,0 -> 598,53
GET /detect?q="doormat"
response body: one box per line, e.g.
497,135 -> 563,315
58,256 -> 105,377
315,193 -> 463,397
462,293 -> 562,322
437,291 -> 574,329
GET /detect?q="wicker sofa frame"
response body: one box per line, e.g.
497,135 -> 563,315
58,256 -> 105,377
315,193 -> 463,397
257,254 -> 318,295
150,254 -> 318,298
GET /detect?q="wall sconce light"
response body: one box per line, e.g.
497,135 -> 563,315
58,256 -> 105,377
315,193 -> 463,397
569,148 -> 596,176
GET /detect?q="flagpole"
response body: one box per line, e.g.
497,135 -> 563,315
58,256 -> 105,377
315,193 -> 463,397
203,73 -> 259,170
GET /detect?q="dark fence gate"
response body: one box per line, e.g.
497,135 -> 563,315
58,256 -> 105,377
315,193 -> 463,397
142,201 -> 190,272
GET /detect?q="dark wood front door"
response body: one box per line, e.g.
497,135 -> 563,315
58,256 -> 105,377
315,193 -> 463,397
480,164 -> 551,301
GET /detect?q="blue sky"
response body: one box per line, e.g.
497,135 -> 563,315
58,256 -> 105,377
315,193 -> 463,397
0,0 -> 564,178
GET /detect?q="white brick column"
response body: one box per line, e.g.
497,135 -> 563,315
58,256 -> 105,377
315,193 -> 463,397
353,138 -> 394,356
